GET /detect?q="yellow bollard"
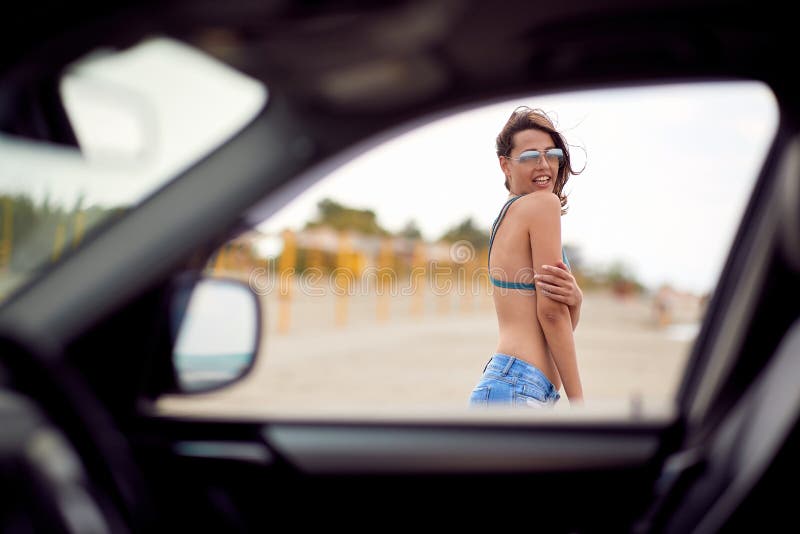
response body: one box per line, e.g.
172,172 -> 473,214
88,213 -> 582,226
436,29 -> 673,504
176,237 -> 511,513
307,246 -> 324,276
304,245 -> 325,295
437,257 -> 451,315
52,222 -> 66,261
234,243 -> 247,273
0,198 -> 12,270
73,211 -> 85,247
460,255 -> 475,313
334,231 -> 352,327
376,237 -> 393,322
410,240 -> 426,317
277,229 -> 296,334
354,250 -> 367,278
213,245 -> 228,274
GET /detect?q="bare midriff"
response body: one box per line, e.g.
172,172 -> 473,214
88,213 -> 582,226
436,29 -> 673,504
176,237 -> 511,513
493,290 -> 562,390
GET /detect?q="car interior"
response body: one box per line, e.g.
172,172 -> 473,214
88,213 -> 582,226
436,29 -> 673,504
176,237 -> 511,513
0,1 -> 797,532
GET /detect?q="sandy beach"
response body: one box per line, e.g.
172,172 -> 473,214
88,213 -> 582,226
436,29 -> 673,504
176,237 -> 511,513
157,280 -> 700,419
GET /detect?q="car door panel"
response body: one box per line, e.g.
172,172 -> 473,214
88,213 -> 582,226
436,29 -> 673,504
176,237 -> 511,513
133,415 -> 681,531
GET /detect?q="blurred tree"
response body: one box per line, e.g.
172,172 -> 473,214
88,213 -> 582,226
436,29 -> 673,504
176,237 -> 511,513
439,217 -> 489,250
399,219 -> 422,240
0,193 -> 124,272
305,198 -> 390,236
605,260 -> 645,296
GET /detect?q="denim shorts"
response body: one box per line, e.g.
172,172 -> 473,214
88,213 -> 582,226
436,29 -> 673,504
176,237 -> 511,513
468,353 -> 561,408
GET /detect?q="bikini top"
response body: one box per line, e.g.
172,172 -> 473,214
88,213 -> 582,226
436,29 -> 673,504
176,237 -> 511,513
488,195 -> 570,290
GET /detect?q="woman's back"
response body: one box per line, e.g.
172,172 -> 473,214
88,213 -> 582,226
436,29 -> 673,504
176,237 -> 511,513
488,193 -> 562,390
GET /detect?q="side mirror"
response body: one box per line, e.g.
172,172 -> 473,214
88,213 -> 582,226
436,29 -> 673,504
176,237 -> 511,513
169,275 -> 261,393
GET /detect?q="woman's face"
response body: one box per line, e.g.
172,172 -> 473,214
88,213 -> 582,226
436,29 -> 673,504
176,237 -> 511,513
499,128 -> 561,196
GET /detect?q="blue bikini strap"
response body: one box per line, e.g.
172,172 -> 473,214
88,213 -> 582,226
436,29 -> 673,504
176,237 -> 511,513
487,195 -> 523,270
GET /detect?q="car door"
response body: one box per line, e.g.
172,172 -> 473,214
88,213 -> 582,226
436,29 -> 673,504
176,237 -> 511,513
1,1 -> 797,533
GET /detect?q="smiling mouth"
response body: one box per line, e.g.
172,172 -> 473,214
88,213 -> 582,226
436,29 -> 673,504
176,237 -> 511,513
533,177 -> 550,185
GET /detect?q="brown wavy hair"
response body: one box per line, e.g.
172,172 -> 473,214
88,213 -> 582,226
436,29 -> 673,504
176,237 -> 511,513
495,106 -> 579,214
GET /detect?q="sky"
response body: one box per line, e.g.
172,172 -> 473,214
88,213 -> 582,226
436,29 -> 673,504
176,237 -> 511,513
255,81 -> 778,295
0,37 -> 779,297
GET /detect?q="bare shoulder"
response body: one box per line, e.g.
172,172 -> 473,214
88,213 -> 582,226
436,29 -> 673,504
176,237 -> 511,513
515,192 -> 561,222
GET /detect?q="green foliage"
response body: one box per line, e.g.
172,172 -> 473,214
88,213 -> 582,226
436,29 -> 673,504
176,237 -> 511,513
305,198 -> 390,236
439,217 -> 489,250
398,220 -> 422,240
0,193 -> 123,272
574,260 -> 645,295
606,261 -> 635,284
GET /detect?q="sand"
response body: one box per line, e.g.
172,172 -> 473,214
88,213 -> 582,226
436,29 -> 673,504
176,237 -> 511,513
157,281 -> 698,420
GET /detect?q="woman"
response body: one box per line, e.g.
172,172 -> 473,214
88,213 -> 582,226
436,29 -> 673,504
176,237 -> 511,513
469,106 -> 584,408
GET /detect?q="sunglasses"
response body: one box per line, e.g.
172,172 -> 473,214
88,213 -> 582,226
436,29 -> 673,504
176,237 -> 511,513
505,148 -> 564,166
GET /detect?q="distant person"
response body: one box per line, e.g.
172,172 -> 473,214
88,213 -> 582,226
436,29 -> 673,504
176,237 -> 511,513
469,106 -> 584,408
653,285 -> 675,328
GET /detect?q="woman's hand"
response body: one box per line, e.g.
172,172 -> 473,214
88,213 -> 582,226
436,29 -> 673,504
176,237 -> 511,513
534,261 -> 582,306
535,261 -> 583,330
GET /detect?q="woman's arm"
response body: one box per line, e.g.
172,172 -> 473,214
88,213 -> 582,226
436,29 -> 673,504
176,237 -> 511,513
534,261 -> 582,331
523,193 -> 583,403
